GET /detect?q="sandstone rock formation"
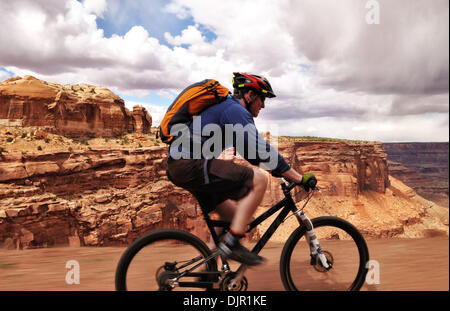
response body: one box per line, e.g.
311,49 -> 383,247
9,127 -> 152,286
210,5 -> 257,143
132,106 -> 152,134
0,146 -> 211,248
0,140 -> 448,249
383,143 -> 449,207
0,76 -> 151,137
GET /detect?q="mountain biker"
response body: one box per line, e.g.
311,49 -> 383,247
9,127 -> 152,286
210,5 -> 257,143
166,72 -> 316,266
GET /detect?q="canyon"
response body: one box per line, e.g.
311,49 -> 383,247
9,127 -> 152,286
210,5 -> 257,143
0,137 -> 448,249
0,76 -> 447,249
383,143 -> 449,207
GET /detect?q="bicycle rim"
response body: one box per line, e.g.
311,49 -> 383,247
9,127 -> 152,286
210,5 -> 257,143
115,229 -> 217,291
281,217 -> 369,291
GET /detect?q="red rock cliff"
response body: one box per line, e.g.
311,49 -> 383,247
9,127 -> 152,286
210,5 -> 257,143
0,76 -> 152,137
261,141 -> 390,207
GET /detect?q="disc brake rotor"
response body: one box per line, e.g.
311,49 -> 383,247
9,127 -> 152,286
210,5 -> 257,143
313,250 -> 334,273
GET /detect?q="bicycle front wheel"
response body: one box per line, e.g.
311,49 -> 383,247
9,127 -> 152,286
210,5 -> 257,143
115,229 -> 218,291
280,216 -> 369,291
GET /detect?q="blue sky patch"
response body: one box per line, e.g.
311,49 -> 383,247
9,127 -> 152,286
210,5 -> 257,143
0,67 -> 15,78
120,92 -> 173,108
95,0 -> 216,47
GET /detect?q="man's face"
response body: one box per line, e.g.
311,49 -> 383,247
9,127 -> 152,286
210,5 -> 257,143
247,91 -> 265,118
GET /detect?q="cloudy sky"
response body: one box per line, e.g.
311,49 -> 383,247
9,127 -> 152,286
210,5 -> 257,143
0,0 -> 448,142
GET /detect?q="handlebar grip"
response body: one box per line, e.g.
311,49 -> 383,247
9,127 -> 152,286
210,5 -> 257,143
282,177 -> 320,192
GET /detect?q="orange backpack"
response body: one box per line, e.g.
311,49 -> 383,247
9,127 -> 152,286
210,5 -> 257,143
159,79 -> 230,144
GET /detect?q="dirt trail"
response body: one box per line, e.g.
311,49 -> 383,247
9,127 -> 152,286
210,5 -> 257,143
0,237 -> 448,291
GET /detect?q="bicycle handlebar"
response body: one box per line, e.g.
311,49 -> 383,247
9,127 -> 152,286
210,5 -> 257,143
281,177 -> 321,193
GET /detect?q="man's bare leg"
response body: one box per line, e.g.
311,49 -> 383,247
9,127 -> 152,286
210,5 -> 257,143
216,168 -> 268,235
215,199 -> 237,222
216,168 -> 268,266
230,168 -> 268,235
213,200 -> 237,244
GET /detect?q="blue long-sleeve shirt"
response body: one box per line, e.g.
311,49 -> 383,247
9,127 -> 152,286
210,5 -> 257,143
168,96 -> 291,177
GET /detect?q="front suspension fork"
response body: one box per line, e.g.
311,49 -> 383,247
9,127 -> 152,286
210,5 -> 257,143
294,210 -> 331,269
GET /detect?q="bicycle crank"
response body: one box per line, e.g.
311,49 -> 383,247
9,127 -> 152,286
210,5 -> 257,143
220,272 -> 248,291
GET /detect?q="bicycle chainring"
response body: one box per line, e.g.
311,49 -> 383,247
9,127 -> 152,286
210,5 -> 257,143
220,272 -> 248,291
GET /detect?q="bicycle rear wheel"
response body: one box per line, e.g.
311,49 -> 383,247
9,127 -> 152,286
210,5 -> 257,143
115,229 -> 218,291
280,216 -> 369,291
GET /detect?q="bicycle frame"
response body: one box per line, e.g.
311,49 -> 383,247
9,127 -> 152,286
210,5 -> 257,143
171,179 -> 328,290
206,195 -> 296,254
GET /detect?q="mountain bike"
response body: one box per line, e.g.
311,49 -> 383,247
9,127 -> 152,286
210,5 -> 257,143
115,178 -> 370,291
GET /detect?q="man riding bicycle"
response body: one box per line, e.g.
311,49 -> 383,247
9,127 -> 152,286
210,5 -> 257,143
166,72 -> 316,266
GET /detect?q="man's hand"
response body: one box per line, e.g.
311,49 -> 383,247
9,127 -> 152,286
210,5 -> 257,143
281,169 -> 317,190
300,172 -> 317,191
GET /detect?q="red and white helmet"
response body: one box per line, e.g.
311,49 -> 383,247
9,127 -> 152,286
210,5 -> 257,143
232,72 -> 276,98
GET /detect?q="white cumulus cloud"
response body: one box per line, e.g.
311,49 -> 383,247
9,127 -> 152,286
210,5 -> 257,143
0,0 -> 448,142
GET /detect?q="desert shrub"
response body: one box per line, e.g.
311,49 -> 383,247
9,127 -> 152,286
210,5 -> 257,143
37,146 -> 42,151
6,137 -> 13,143
80,139 -> 89,145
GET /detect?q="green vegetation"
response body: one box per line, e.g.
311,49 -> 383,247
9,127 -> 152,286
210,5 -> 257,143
37,146 -> 42,151
278,136 -> 376,144
121,136 -> 129,145
6,137 -> 13,143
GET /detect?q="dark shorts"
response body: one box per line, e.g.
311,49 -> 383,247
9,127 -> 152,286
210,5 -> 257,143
167,159 -> 254,213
